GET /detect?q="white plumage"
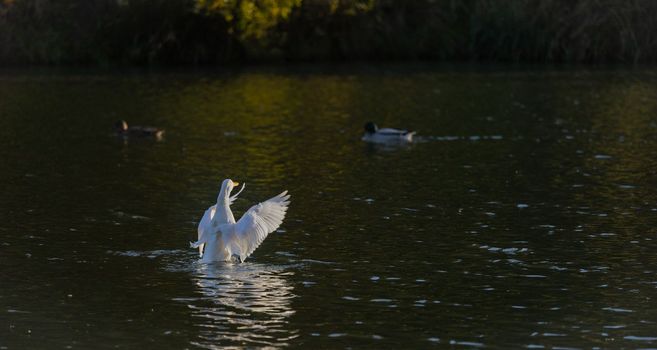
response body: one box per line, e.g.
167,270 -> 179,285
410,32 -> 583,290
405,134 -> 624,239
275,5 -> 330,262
362,121 -> 415,143
194,182 -> 245,257
191,179 -> 290,263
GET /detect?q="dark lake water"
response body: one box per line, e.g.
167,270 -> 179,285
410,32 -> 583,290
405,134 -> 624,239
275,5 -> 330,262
2,64 -> 657,349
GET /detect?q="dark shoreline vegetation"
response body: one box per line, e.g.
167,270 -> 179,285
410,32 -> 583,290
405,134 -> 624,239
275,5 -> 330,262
1,0 -> 656,66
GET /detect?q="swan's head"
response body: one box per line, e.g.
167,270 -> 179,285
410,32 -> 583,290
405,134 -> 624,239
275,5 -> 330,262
364,122 -> 378,134
114,120 -> 128,132
220,179 -> 240,197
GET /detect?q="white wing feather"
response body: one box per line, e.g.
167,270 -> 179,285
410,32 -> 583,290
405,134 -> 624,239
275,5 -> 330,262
196,206 -> 215,257
195,183 -> 246,257
232,191 -> 290,261
229,183 -> 245,205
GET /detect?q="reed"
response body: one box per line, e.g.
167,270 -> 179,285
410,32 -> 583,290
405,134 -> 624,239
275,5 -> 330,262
1,0 -> 656,65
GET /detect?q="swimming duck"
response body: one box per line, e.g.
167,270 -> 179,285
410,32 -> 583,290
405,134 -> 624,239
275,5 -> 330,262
362,121 -> 415,143
114,120 -> 164,139
190,179 -> 290,263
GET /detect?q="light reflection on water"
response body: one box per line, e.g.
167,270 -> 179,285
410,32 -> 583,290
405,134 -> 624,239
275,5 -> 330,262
2,65 -> 657,349
108,250 -> 300,348
184,262 -> 298,349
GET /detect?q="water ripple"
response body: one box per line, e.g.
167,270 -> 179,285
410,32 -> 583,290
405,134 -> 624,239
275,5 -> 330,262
180,262 -> 298,348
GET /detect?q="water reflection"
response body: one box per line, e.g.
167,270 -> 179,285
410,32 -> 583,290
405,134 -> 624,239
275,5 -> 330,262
4,66 -> 657,349
185,262 -> 298,348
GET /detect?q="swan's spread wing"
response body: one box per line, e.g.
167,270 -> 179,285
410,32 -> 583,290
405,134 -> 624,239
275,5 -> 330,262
196,205 -> 215,257
233,191 -> 290,261
229,183 -> 246,206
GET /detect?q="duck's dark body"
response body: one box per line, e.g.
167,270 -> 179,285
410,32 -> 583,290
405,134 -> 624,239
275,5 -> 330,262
115,120 -> 164,139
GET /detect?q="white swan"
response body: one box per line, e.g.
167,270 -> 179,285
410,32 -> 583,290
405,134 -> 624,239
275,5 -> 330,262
191,179 -> 290,263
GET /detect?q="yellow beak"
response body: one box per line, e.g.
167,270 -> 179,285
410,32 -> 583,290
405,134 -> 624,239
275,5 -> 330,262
233,181 -> 240,187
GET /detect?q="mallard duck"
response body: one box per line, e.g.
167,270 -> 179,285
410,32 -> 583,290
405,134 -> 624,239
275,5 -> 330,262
362,122 -> 415,143
114,120 -> 164,139
190,179 -> 290,263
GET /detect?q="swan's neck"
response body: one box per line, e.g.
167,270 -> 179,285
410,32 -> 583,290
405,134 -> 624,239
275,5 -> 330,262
214,193 -> 236,224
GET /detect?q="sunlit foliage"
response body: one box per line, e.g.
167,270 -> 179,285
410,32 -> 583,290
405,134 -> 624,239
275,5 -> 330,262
195,0 -> 300,38
194,0 -> 301,57
2,0 -> 657,64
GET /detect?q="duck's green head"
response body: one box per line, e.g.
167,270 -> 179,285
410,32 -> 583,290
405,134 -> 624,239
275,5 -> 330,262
364,122 -> 378,134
